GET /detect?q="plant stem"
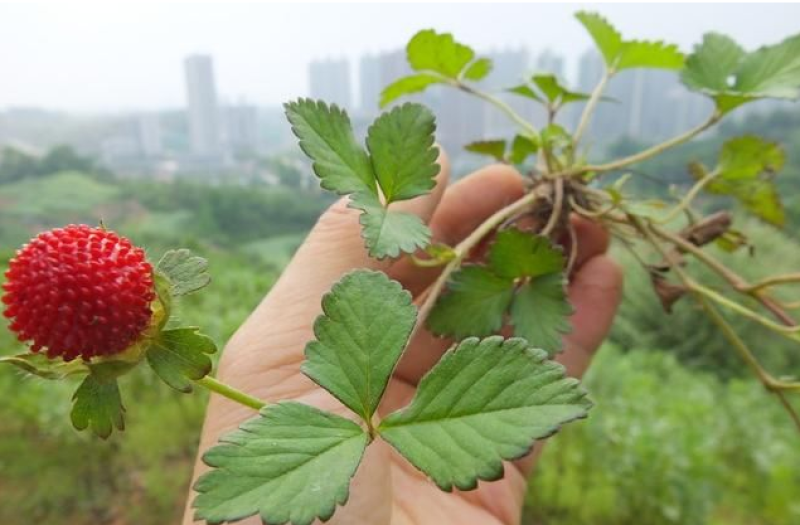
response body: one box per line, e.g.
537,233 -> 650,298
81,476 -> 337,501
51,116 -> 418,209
688,282 -> 800,339
649,223 -> 798,326
573,69 -> 612,145
745,273 -> 800,292
417,187 -> 546,323
582,113 -> 721,174
657,169 -> 719,224
456,82 -> 539,138
195,376 -> 266,410
627,214 -> 800,432
541,177 -> 564,236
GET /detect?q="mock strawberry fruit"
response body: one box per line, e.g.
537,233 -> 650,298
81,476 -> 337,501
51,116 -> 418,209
2,224 -> 156,361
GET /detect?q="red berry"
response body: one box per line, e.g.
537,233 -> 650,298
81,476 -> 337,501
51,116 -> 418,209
2,225 -> 156,361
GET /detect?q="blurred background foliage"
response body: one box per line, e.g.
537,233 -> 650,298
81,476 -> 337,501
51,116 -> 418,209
1,106 -> 800,524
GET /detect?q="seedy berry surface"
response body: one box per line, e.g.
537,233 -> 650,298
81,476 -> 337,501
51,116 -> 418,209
2,224 -> 155,361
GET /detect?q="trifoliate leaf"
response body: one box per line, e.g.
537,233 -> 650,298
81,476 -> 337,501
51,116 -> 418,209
146,327 -> 217,393
510,274 -> 573,356
427,266 -> 514,339
407,29 -> 475,79
366,103 -> 440,203
682,32 -> 800,113
194,402 -> 368,525
0,352 -> 89,380
379,336 -> 590,491
463,58 -> 493,81
70,374 -> 125,439
380,74 -> 442,108
381,29 -> 491,106
302,270 -> 416,422
489,230 -> 564,279
510,135 -> 539,164
284,99 -> 376,196
286,100 -> 438,258
352,194 -> 432,259
428,229 -> 570,346
576,11 -> 683,71
696,136 -> 786,226
156,249 -> 210,297
465,140 -> 507,162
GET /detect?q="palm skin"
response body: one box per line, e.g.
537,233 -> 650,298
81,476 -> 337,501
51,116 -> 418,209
183,156 -> 623,525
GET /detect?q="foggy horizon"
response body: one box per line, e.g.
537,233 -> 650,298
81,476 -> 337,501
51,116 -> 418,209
2,2 -> 800,114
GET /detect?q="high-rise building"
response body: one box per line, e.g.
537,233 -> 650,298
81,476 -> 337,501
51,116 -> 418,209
184,54 -> 221,157
309,58 -> 351,109
359,50 -> 409,112
535,49 -> 565,77
137,114 -> 162,158
224,101 -> 259,154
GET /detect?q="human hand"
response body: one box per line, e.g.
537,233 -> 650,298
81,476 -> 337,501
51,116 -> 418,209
183,152 -> 623,525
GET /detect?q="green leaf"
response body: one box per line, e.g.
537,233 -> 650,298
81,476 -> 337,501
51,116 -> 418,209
380,74 -> 442,108
465,140 -> 507,161
681,33 -> 745,93
508,84 -> 544,102
699,136 -> 786,226
194,402 -> 368,525
0,353 -> 89,380
407,29 -> 475,79
463,58 -> 493,81
366,103 -> 440,203
510,274 -> 574,356
284,99 -> 376,196
576,11 -> 683,71
735,34 -> 800,97
352,194 -> 432,259
156,249 -> 210,297
302,270 -> 416,422
70,374 -> 125,439
489,230 -> 564,279
615,40 -> 685,71
682,32 -> 800,113
510,135 -> 539,164
146,327 -> 217,393
427,266 -> 514,339
532,74 -> 592,105
575,11 -> 622,67
379,336 -> 590,491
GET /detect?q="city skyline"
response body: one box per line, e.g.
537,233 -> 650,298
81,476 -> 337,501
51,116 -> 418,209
2,3 -> 800,112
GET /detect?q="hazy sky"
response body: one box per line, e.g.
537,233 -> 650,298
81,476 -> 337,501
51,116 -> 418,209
2,2 -> 800,112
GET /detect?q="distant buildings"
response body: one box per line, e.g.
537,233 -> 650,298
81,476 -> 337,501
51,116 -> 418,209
184,54 -> 221,157
224,101 -> 259,155
359,51 -> 408,112
137,114 -> 162,158
309,58 -> 351,109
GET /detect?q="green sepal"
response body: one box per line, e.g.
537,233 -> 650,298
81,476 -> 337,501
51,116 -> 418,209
146,327 -> 217,393
0,353 -> 90,380
70,373 -> 125,439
